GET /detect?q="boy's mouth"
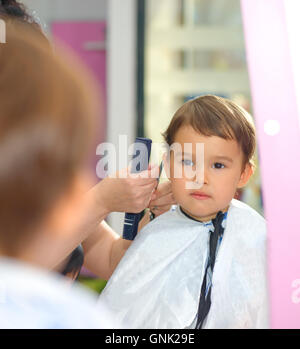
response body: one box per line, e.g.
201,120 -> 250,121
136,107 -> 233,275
190,191 -> 211,200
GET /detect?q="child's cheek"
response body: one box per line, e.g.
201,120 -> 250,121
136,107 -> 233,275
171,178 -> 188,203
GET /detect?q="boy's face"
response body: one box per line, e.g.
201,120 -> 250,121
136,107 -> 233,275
165,125 -> 253,222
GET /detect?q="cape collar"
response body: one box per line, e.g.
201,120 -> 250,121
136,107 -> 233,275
178,206 -> 228,229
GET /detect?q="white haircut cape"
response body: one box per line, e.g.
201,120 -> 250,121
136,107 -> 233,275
99,199 -> 269,329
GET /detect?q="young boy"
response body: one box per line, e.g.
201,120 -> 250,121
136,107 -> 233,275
99,95 -> 268,329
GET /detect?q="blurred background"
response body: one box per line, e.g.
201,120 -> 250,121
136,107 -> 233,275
21,0 -> 263,291
142,0 -> 262,217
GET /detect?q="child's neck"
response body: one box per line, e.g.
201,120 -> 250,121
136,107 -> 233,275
181,206 -> 229,222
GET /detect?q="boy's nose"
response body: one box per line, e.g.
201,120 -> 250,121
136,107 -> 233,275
203,169 -> 209,184
192,168 -> 209,185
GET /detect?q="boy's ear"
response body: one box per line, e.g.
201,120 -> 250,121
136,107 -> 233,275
237,163 -> 253,188
162,152 -> 170,180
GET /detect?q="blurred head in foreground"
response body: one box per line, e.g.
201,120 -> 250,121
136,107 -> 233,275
0,19 -> 99,266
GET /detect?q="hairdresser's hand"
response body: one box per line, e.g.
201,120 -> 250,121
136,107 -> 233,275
94,165 -> 160,216
148,181 -> 176,217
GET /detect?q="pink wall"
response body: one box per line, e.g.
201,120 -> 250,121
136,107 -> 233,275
241,0 -> 300,328
52,21 -> 107,181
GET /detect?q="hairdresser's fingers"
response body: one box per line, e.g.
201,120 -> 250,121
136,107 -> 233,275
149,164 -> 160,179
148,182 -> 176,217
149,192 -> 176,209
129,181 -> 158,210
136,181 -> 158,202
110,167 -> 158,192
129,164 -> 159,181
136,180 -> 158,195
112,165 -> 158,178
123,177 -> 157,196
149,204 -> 172,217
98,172 -> 157,214
150,181 -> 172,201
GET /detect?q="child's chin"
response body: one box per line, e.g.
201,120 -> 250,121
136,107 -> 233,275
181,206 -> 209,220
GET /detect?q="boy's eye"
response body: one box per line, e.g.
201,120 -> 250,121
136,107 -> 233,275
182,159 -> 194,167
212,162 -> 225,169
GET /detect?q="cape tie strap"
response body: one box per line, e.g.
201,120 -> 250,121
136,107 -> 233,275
196,211 -> 225,329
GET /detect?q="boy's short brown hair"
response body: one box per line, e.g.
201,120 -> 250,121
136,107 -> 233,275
0,20 -> 99,255
162,95 -> 256,169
